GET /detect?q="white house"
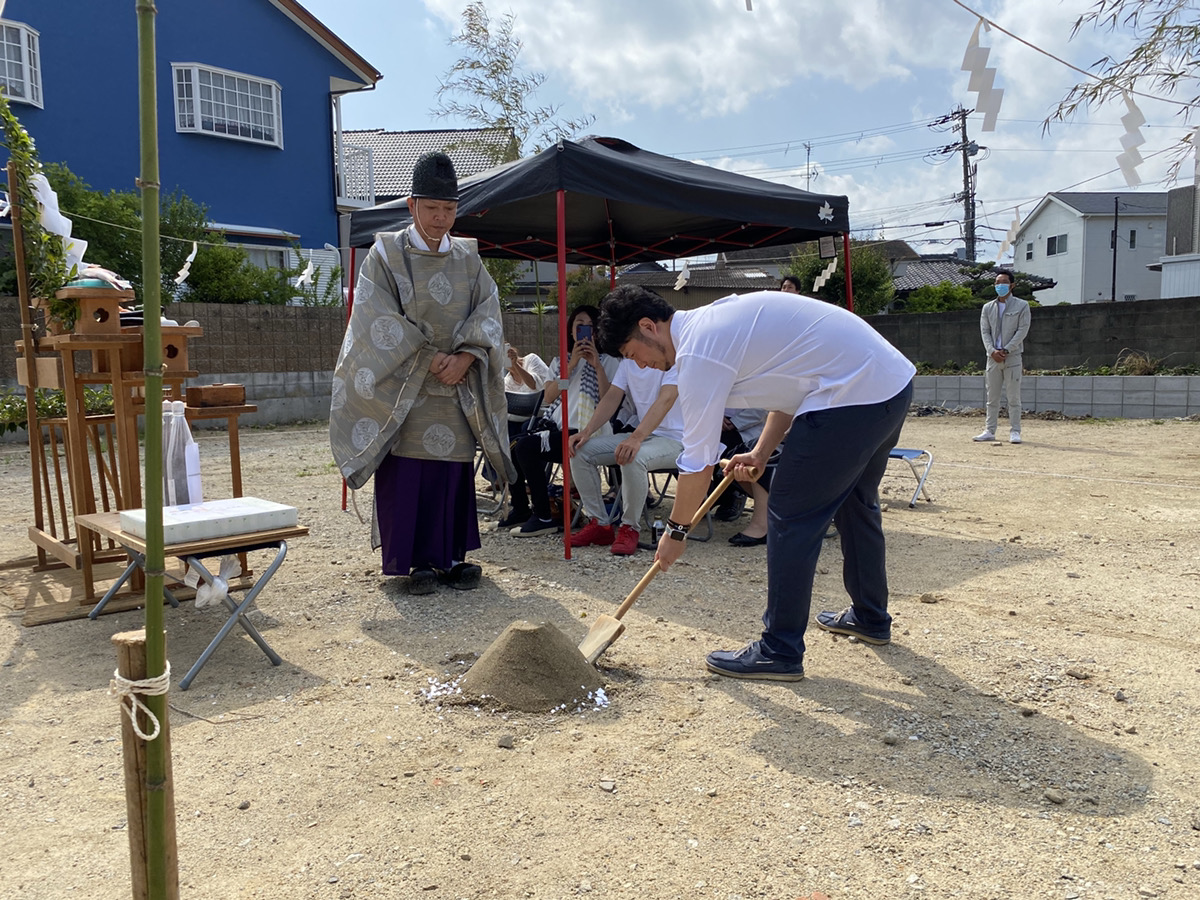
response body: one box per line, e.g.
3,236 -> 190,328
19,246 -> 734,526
1014,192 -> 1167,304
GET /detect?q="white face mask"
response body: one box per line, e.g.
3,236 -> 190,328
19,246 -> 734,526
995,283 -> 1011,297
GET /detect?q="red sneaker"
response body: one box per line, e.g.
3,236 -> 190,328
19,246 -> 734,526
570,517 -> 615,547
610,524 -> 640,556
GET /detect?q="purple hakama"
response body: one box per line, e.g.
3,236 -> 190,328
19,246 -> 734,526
374,455 -> 480,576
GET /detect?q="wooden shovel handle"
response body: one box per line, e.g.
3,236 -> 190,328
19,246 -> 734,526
609,465 -> 757,622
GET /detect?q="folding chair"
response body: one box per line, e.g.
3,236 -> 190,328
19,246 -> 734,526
477,390 -> 546,516
888,447 -> 934,507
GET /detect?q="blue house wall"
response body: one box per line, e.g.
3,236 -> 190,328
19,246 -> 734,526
3,0 -> 367,247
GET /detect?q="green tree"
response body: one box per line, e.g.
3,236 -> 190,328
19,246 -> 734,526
0,92 -> 70,304
902,282 -> 978,314
42,162 -> 209,304
785,242 -> 894,316
432,0 -> 594,158
1045,0 -> 1200,180
485,257 -> 522,311
432,1 -> 595,309
547,266 -> 611,310
183,243 -> 340,306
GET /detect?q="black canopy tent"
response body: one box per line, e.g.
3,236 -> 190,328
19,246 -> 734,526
346,136 -> 852,557
349,136 -> 849,262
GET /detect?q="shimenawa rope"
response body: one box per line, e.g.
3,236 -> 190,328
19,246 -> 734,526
109,661 -> 171,741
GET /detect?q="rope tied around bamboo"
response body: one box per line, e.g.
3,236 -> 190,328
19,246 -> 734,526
109,660 -> 171,741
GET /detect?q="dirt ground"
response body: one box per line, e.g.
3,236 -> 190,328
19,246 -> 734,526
2,412 -> 1200,900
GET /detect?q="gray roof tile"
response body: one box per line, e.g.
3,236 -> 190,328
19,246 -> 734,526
342,128 -> 515,200
617,269 -> 777,290
1050,191 -> 1168,216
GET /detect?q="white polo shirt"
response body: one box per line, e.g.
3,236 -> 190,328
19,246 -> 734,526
612,359 -> 685,443
670,291 -> 916,473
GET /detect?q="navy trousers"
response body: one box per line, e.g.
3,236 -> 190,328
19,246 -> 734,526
761,381 -> 913,660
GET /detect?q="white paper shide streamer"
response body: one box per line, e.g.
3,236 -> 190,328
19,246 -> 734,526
175,241 -> 198,285
295,254 -> 315,288
812,256 -> 837,292
997,207 -> 1021,261
1116,92 -> 1146,187
673,259 -> 690,291
961,18 -> 1004,132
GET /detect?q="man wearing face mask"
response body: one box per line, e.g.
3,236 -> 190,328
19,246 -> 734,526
330,151 -> 512,594
974,271 -> 1031,444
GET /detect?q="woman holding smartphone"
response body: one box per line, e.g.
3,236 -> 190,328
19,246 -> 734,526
506,305 -> 619,535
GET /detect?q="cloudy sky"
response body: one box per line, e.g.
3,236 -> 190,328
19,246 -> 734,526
300,0 -> 1193,261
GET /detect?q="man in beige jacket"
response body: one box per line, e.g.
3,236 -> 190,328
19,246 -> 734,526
974,271 -> 1032,444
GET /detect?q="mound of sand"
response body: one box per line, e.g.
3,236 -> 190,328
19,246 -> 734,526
460,620 -> 604,712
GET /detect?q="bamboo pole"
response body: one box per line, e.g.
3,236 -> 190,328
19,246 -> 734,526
112,630 -> 178,900
7,160 -> 49,567
134,1 -> 174,897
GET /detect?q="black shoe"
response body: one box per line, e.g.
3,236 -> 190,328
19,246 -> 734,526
728,532 -> 767,547
497,507 -> 530,529
512,515 -> 559,537
407,567 -> 438,595
713,492 -> 746,522
439,562 -> 482,591
815,607 -> 891,645
705,641 -> 805,681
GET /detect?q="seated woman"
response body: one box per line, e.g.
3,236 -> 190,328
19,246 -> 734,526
503,305 -> 619,535
481,344 -> 552,490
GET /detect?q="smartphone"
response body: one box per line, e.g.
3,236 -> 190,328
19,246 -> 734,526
577,324 -> 592,341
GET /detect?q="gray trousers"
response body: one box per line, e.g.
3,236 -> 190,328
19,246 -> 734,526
985,356 -> 1023,435
573,434 -> 684,530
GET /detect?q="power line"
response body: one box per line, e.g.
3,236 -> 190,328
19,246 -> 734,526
669,116 -> 944,159
948,0 -> 1192,111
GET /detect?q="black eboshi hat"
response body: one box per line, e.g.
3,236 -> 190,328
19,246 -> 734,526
410,151 -> 459,201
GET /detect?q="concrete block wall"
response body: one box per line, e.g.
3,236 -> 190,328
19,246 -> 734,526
912,375 -> 1200,418
4,299 -> 1199,437
868,294 -> 1200,370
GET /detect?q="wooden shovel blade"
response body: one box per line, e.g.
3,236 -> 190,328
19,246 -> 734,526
578,615 -> 626,665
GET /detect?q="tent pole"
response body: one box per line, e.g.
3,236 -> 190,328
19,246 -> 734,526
842,232 -> 855,313
556,190 -> 572,559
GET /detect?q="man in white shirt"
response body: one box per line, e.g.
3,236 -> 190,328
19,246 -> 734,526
567,360 -> 685,556
597,286 -> 916,681
974,271 -> 1032,444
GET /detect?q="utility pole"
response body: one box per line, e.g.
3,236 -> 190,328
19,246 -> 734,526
804,141 -> 813,190
1111,195 -> 1119,302
958,106 -> 977,263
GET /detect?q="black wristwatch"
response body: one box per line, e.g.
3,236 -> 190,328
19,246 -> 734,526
665,519 -> 690,542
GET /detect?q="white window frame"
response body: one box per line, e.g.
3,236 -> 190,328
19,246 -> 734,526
0,19 -> 42,108
238,243 -> 288,271
171,62 -> 283,149
1046,233 -> 1068,256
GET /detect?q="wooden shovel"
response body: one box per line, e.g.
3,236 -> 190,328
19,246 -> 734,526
578,465 -> 756,665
